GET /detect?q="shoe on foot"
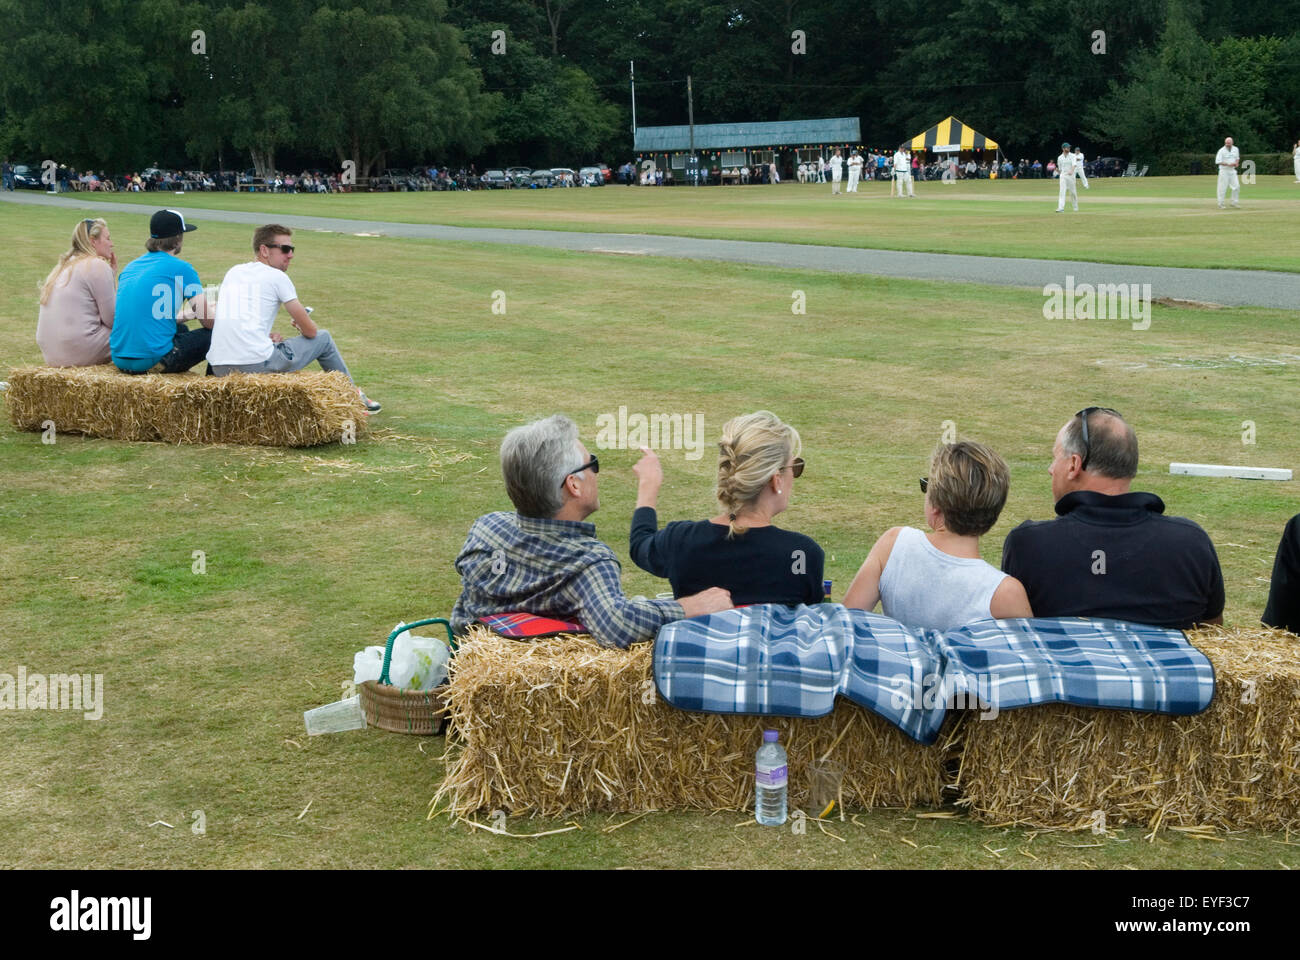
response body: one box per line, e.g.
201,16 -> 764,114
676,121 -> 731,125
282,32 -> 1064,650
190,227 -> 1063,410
1231,202 -> 1240,208
1218,203 -> 1225,209
357,390 -> 382,413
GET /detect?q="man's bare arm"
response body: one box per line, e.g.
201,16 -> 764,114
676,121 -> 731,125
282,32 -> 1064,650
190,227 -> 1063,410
285,299 -> 317,338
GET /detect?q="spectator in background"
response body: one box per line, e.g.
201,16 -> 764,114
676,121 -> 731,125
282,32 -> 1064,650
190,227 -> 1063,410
110,209 -> 214,375
36,218 -> 118,367
1,158 -> 13,191
207,224 -> 382,412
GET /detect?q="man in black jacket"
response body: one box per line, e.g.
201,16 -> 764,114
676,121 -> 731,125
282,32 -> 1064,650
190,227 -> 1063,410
1001,407 -> 1224,630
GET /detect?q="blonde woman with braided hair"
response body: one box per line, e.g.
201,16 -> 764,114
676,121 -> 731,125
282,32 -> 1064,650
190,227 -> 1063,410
630,411 -> 825,606
36,218 -> 117,366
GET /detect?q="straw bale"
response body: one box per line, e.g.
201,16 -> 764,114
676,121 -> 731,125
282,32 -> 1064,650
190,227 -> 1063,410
956,626 -> 1300,832
434,627 -> 949,818
4,365 -> 366,447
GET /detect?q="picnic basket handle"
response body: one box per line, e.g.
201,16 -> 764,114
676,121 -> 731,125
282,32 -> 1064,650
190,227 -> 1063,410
378,617 -> 457,687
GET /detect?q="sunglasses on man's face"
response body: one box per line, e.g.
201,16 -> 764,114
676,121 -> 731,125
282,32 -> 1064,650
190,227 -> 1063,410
561,455 -> 599,487
263,243 -> 295,254
919,477 -> 929,493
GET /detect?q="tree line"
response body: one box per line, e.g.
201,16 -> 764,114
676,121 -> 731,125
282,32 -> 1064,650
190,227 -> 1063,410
1,0 -> 1296,177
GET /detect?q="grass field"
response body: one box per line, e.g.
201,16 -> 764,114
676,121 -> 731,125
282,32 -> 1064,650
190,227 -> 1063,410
2,194 -> 1298,869
59,175 -> 1300,272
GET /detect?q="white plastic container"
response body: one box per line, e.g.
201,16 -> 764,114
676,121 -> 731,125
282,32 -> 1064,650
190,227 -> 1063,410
304,695 -> 366,735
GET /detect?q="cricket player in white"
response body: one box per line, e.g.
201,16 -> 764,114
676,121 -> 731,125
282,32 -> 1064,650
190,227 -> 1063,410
1291,138 -> 1299,183
1074,148 -> 1089,190
1215,136 -> 1240,208
893,147 -> 913,197
1055,141 -> 1079,212
846,150 -> 863,192
829,149 -> 844,194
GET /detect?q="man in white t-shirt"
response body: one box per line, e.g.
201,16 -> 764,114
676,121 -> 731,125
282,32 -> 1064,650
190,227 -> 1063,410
846,150 -> 863,192
1215,136 -> 1240,209
207,224 -> 381,411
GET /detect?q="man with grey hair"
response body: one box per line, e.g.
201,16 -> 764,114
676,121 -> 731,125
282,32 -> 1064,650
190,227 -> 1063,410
1000,407 -> 1224,629
450,415 -> 731,648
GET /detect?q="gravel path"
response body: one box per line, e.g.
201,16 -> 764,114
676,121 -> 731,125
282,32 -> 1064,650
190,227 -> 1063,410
5,190 -> 1295,308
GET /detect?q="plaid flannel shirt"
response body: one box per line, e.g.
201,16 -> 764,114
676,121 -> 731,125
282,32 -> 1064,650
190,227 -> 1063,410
450,511 -> 683,649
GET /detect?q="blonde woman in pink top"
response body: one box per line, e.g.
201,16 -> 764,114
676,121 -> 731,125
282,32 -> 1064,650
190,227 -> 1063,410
36,218 -> 117,366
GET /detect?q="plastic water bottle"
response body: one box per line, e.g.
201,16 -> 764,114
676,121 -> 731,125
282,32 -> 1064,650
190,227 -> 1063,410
755,729 -> 788,825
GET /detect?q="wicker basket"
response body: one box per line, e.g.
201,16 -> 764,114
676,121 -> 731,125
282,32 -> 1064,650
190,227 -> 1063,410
359,618 -> 456,735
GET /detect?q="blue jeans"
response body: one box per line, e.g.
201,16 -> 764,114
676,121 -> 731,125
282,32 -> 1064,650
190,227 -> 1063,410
210,330 -> 353,382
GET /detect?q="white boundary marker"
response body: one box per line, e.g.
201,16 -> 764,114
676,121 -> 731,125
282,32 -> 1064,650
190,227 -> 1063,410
1170,462 -> 1292,481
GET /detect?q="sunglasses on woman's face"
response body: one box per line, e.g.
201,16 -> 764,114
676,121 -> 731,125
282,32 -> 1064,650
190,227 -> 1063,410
786,458 -> 805,479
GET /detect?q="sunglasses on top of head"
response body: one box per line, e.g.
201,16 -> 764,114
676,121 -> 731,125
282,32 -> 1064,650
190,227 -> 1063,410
1075,406 -> 1121,472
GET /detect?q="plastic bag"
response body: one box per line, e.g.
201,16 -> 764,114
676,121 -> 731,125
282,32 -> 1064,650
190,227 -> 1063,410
384,622 -> 450,691
353,645 -> 386,685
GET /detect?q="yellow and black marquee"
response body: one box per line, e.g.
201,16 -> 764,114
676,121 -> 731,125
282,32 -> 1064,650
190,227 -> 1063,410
907,116 -> 999,153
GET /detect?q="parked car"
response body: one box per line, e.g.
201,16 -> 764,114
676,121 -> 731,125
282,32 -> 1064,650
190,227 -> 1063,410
508,171 -> 532,189
12,163 -> 43,189
597,163 -> 613,183
578,166 -> 604,186
530,169 -> 556,188
550,167 -> 576,187
505,166 -> 532,179
480,169 -> 510,188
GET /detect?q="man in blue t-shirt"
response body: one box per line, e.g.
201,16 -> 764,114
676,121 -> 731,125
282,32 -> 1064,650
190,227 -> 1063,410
110,209 -> 214,374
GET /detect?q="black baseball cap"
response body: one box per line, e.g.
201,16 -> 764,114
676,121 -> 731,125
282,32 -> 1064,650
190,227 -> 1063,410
150,209 -> 197,239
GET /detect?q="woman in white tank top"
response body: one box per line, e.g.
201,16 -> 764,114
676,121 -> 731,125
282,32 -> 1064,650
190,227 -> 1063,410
843,440 -> 1032,632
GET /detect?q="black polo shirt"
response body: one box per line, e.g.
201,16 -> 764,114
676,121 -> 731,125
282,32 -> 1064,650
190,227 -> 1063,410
1000,491 -> 1224,630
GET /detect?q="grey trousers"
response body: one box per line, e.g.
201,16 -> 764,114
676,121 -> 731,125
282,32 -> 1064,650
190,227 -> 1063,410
211,330 -> 353,382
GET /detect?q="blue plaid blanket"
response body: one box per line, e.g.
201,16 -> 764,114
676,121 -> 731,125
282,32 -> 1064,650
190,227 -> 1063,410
653,605 -> 1215,745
